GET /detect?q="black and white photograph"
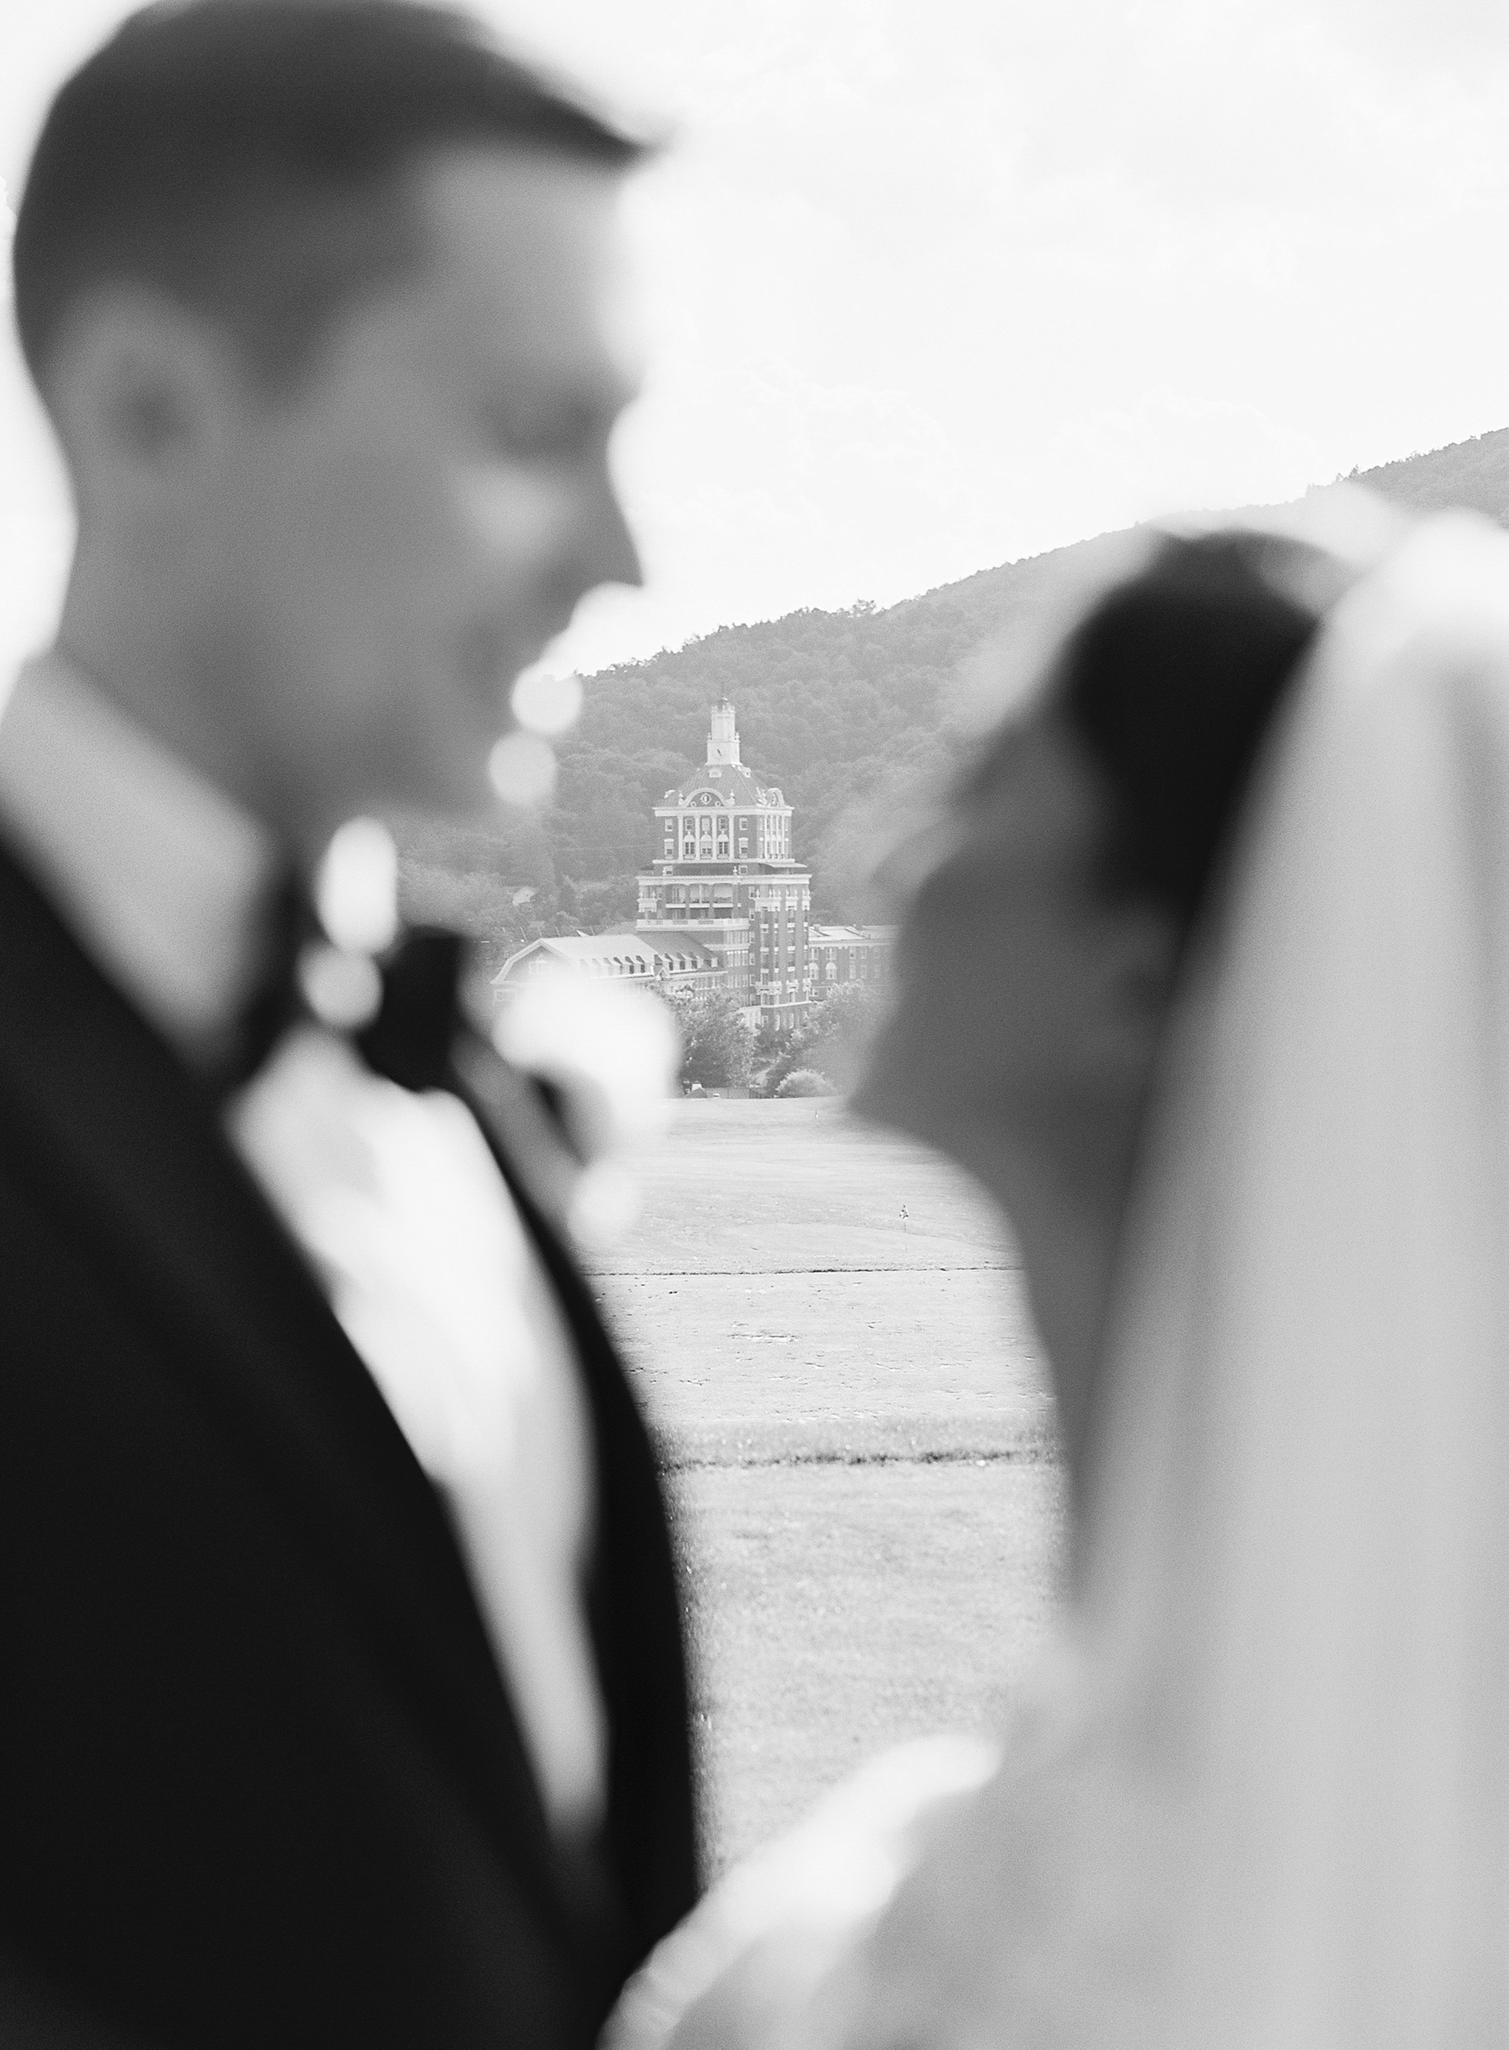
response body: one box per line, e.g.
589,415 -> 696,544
2,2 -> 1509,2045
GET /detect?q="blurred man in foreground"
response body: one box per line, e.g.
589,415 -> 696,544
0,3 -> 697,2044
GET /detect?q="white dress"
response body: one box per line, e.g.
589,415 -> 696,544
609,507 -> 1509,2050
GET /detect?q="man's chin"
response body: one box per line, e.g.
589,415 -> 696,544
428,771 -> 509,825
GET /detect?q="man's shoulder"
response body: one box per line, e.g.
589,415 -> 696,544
0,828 -> 126,1080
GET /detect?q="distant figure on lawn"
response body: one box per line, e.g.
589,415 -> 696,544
0,4 -> 696,2046
609,494 -> 1509,2049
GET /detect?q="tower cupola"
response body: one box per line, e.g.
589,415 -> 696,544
707,699 -> 741,767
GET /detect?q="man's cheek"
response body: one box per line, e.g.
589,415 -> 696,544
456,464 -> 568,570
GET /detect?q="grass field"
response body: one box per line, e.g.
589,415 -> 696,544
591,1099 -> 1068,1871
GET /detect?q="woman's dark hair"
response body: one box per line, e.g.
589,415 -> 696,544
1046,530 -> 1333,932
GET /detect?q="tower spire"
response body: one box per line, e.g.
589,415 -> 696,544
707,699 -> 741,767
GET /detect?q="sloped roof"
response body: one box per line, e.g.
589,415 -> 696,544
494,930 -> 723,984
690,761 -> 757,798
629,930 -> 722,968
660,762 -> 788,807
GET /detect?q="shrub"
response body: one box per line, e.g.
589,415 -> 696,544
775,1067 -> 834,1098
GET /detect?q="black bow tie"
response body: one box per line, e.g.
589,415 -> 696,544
207,870 -> 471,1102
354,926 -> 470,1093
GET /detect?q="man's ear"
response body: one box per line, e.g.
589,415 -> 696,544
44,286 -> 237,512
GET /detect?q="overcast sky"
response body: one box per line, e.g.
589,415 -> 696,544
4,0 -> 1509,677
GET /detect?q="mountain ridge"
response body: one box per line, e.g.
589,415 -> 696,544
402,423 -> 1509,957
551,423 -> 1509,882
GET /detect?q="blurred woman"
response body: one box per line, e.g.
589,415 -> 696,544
612,497 -> 1509,2050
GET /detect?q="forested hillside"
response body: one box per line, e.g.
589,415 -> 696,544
402,424 -> 1509,963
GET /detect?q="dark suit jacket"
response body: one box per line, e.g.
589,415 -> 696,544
0,841 -> 698,2050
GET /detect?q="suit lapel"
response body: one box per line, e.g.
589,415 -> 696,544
0,840 -> 576,1934
454,1035 -> 701,1957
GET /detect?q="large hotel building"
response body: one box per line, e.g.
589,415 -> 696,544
497,701 -> 890,1028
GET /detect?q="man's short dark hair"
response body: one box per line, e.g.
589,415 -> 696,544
13,0 -> 647,393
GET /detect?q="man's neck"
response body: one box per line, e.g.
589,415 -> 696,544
0,648 -> 278,1053
53,557 -> 326,859
58,621 -> 251,819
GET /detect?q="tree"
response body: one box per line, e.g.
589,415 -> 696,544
768,981 -> 886,1093
663,989 -> 753,1091
570,874 -> 638,931
750,1017 -> 797,1097
752,1017 -> 793,1064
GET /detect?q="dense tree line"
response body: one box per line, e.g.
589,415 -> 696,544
396,426 -> 1509,957
663,982 -> 887,1094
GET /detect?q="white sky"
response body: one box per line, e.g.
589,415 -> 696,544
4,0 -> 1509,676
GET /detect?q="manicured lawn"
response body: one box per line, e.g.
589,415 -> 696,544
591,1099 -> 1068,1871
670,1460 -> 1065,1869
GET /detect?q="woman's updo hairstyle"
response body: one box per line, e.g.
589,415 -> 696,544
1046,528 -> 1339,935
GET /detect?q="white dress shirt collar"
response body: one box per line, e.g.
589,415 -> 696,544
0,651 -> 278,1053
